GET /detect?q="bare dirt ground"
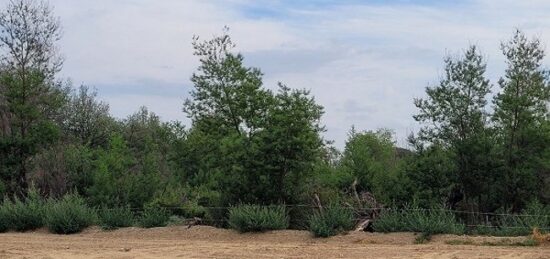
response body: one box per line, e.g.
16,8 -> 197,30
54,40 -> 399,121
0,226 -> 548,259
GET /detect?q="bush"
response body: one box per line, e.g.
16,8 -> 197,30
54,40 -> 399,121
99,206 -> 134,230
470,202 -> 550,237
228,204 -> 289,232
373,206 -> 464,235
2,190 -> 45,231
138,205 -> 170,228
0,201 -> 9,232
45,194 -> 97,234
308,205 -> 354,237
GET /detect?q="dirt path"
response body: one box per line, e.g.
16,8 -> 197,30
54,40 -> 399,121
0,226 -> 548,258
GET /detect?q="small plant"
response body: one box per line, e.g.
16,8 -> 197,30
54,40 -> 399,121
228,204 -> 289,233
99,206 -> 134,230
138,205 -> 170,228
414,232 -> 432,244
308,205 -> 354,238
45,193 -> 97,234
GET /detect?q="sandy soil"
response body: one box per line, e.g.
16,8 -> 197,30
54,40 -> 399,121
0,226 -> 548,258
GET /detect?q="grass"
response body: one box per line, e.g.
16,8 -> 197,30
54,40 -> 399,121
445,238 -> 538,247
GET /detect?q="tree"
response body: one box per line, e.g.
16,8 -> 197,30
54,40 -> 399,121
413,45 -> 498,211
183,28 -> 271,138
0,0 -> 65,195
337,128 -> 407,205
183,29 -> 325,205
492,30 -> 550,210
61,85 -> 114,148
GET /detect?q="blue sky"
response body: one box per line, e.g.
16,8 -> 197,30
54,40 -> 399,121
10,0 -> 550,148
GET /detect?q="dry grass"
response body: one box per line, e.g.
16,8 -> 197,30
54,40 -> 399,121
0,226 -> 548,258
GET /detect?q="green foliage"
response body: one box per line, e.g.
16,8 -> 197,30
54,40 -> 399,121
0,200 -> 8,232
138,205 -> 170,228
182,30 -> 324,207
337,128 -> 409,206
45,193 -> 97,234
412,45 -> 500,211
471,201 -> 550,236
3,188 -> 45,231
98,206 -> 134,230
406,145 -> 458,208
0,0 -> 66,195
87,134 -> 162,209
373,206 -> 465,235
308,205 -> 354,237
228,205 -> 289,232
492,30 -> 550,210
62,85 -> 114,148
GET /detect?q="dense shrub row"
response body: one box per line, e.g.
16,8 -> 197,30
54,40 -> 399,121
0,193 -> 547,238
0,192 -> 170,234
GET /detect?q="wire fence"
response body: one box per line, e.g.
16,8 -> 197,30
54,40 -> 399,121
96,205 -> 550,231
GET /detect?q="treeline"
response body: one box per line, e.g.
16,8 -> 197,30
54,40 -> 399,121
0,0 -> 549,228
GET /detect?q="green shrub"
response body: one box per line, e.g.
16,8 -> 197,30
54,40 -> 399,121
45,194 -> 97,234
373,206 -> 464,235
228,204 -> 289,232
99,206 -> 134,230
2,189 -> 45,231
138,205 -> 170,228
308,205 -> 354,237
469,202 -> 550,237
0,201 -> 9,232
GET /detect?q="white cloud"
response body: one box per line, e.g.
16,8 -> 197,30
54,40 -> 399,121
14,0 -> 550,148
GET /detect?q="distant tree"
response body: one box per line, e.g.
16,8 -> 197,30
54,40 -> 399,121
0,0 -> 65,195
413,45 -> 498,211
62,85 -> 114,148
492,30 -> 550,210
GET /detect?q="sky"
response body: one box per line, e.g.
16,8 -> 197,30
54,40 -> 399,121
12,0 -> 550,148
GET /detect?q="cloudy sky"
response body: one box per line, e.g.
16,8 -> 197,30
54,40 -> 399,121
26,0 -> 550,148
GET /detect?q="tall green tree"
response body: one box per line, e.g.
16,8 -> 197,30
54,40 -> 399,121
492,30 -> 550,210
183,29 -> 325,205
0,0 -> 65,195
413,45 -> 497,211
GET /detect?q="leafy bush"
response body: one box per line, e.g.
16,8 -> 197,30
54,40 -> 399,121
228,204 -> 289,232
99,206 -> 134,230
2,189 -> 45,231
138,205 -> 170,228
373,206 -> 464,235
308,205 -> 354,237
45,194 -> 97,234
